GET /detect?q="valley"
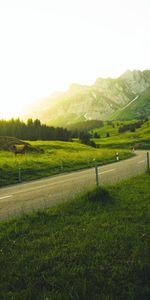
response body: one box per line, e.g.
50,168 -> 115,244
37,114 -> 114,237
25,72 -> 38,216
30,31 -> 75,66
0,76 -> 150,300
1,1 -> 150,299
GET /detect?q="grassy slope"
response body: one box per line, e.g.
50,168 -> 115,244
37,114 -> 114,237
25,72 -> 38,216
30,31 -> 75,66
0,141 -> 131,187
92,120 -> 137,137
0,120 -> 149,187
93,120 -> 150,149
0,173 -> 150,299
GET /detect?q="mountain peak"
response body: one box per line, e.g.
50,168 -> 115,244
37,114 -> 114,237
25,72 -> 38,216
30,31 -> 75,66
120,69 -> 142,79
27,69 -> 150,125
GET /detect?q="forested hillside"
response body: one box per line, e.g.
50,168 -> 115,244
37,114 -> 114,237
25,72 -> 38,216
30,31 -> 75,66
0,119 -> 71,141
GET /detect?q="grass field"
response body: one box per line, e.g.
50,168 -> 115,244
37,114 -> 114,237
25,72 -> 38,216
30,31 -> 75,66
92,119 -> 150,149
0,173 -> 149,299
0,119 -> 149,187
0,140 -> 132,187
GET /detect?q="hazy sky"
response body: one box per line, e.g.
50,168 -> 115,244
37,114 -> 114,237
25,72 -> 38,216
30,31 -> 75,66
0,0 -> 150,118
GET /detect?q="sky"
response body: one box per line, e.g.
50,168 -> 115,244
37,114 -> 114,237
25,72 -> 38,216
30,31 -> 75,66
0,0 -> 150,118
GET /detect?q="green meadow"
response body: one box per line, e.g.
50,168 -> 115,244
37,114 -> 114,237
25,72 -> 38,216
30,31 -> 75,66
0,140 -> 131,187
92,119 -> 150,149
0,173 -> 149,299
0,119 -> 149,187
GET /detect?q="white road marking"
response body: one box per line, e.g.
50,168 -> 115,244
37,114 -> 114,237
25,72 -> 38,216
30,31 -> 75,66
0,168 -> 117,196
0,195 -> 13,200
0,153 -> 146,198
99,169 -> 115,175
6,173 -> 94,195
137,160 -> 145,164
1,169 -> 117,197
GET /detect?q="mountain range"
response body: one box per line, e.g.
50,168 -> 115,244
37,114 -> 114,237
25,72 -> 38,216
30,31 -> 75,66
27,70 -> 150,126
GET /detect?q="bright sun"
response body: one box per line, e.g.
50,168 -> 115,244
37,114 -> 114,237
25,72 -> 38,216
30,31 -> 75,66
0,1 -> 149,121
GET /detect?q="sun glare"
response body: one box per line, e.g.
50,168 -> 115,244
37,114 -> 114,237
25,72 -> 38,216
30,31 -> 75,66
0,101 -> 25,120
0,1 -> 149,121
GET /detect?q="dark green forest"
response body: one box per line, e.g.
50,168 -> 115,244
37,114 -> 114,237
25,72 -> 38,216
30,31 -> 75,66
0,118 -> 71,141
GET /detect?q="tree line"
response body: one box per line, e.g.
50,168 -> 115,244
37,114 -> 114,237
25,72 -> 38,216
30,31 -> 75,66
118,120 -> 144,133
0,118 -> 71,141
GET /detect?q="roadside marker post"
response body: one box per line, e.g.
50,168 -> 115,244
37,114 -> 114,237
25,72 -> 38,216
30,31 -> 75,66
147,152 -> 150,173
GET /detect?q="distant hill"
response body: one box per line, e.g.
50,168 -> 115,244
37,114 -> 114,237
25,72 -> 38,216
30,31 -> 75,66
26,70 -> 150,125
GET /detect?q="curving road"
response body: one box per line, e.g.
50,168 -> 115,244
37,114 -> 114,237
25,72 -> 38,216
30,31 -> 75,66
0,150 -> 149,220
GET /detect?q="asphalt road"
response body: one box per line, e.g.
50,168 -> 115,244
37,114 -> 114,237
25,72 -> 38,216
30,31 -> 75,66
0,150 -> 148,220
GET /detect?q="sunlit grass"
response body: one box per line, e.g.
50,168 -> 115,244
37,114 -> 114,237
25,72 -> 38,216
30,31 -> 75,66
0,141 -> 132,186
93,120 -> 150,149
0,173 -> 149,299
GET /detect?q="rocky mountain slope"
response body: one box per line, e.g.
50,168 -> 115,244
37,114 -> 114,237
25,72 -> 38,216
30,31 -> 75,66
28,70 -> 150,125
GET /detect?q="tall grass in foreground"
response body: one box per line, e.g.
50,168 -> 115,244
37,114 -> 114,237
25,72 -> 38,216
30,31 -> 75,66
0,141 -> 132,186
0,173 -> 150,299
